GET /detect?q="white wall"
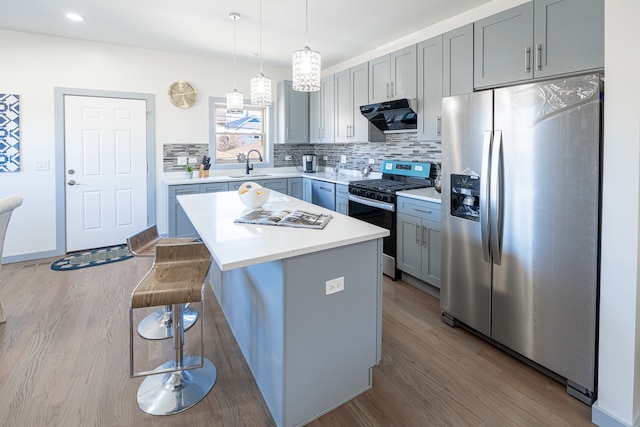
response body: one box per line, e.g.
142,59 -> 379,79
0,30 -> 289,259
593,1 -> 640,425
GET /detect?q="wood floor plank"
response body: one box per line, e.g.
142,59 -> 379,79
0,256 -> 593,426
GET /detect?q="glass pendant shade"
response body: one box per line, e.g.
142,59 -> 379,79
226,89 -> 244,113
292,46 -> 321,92
250,73 -> 272,105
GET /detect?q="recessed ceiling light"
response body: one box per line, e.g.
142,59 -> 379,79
65,13 -> 84,22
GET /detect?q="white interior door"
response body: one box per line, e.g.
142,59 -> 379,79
64,95 -> 148,252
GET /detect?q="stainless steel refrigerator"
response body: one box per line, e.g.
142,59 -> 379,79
440,73 -> 601,405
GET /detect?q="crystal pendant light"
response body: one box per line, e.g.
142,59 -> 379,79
226,13 -> 244,113
250,0 -> 272,105
292,0 -> 321,92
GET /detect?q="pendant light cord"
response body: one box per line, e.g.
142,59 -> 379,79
233,16 -> 237,89
259,0 -> 263,74
305,0 -> 309,47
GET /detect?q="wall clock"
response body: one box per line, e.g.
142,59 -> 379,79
168,81 -> 197,108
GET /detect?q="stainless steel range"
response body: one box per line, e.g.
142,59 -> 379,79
348,160 -> 434,279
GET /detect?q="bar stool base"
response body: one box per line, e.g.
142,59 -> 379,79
137,306 -> 198,340
137,356 -> 217,416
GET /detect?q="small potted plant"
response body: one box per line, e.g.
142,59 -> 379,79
185,164 -> 194,179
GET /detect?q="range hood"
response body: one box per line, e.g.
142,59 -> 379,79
359,99 -> 418,133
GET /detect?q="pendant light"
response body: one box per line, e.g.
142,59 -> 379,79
250,0 -> 272,105
292,0 -> 321,92
226,13 -> 243,113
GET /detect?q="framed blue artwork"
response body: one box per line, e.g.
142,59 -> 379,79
0,94 -> 20,172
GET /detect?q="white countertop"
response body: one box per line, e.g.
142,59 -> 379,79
177,190 -> 389,271
396,187 -> 442,203
164,167 -> 382,186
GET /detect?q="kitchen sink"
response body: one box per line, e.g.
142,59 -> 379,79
227,174 -> 272,179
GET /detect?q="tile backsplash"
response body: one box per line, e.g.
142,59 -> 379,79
163,133 -> 441,173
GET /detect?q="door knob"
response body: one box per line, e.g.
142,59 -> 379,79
67,180 -> 76,186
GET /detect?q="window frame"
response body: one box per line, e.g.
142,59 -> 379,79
208,96 -> 274,171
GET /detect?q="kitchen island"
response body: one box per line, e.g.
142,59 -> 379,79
177,190 -> 389,427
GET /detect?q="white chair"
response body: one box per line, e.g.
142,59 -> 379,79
0,196 -> 23,324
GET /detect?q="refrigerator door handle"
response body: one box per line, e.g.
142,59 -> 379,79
480,130 -> 493,262
490,130 -> 503,265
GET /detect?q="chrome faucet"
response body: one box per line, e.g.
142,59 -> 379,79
246,149 -> 263,175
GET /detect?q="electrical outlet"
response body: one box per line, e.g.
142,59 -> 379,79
285,155 -> 292,161
188,157 -> 198,164
35,159 -> 50,171
323,156 -> 328,161
177,157 -> 187,165
325,277 -> 345,295
340,155 -> 347,164
368,158 -> 375,164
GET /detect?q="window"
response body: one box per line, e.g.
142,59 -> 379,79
210,98 -> 273,168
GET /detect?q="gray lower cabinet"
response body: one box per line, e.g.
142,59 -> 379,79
303,178 -> 312,202
396,197 -> 441,288
229,178 -> 288,192
287,178 -> 303,199
200,182 -> 229,193
169,178 -> 295,237
474,0 -> 604,89
335,184 -> 349,215
168,184 -> 200,237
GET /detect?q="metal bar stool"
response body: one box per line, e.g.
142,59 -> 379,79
127,225 -> 198,339
130,242 -> 216,415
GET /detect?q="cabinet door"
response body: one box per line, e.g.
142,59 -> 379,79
368,55 -> 391,104
302,178 -> 312,202
474,2 -> 534,89
421,220 -> 441,288
168,185 -> 199,237
319,76 -> 335,143
287,178 -> 303,199
443,24 -> 473,97
335,184 -> 349,215
199,182 -> 229,193
397,212 -> 423,277
277,80 -> 309,144
350,63 -> 370,142
533,0 -> 604,79
309,90 -> 322,143
262,178 -> 287,193
390,45 -> 417,100
334,69 -> 351,143
417,35 -> 443,142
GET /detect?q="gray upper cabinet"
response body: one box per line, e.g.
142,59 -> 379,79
474,2 -> 534,88
277,80 -> 310,144
369,45 -> 417,103
417,35 -> 443,142
443,24 -> 474,97
309,90 -> 322,144
309,76 -> 335,144
474,0 -> 604,89
335,63 -> 370,143
533,0 -> 604,79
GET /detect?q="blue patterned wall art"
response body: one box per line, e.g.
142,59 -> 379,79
0,94 -> 20,172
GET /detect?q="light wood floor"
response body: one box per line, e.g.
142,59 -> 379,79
0,255 -> 593,426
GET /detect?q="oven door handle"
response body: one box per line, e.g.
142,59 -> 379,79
348,194 -> 395,212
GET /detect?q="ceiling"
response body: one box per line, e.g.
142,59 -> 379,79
0,0 -> 493,69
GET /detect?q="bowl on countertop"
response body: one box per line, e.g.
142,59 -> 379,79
238,182 -> 270,208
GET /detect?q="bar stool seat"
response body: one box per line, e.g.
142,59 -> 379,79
127,225 -> 199,339
130,242 -> 216,416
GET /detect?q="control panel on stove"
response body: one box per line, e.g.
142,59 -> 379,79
382,160 -> 432,179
